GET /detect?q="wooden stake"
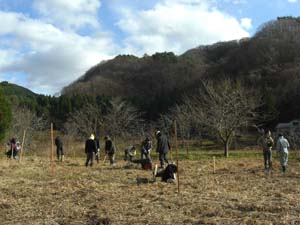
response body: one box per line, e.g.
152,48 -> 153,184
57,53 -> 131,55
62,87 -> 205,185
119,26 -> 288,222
103,154 -> 107,163
50,123 -> 54,174
213,156 -> 216,174
19,130 -> 26,163
174,120 -> 180,193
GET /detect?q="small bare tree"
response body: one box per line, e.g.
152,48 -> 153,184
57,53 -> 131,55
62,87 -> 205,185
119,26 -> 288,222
155,113 -> 173,137
171,103 -> 195,155
187,79 -> 261,157
104,98 -> 142,140
11,106 -> 47,151
64,103 -> 103,139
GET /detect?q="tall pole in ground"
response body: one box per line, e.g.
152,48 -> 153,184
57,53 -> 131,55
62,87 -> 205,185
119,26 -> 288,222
50,123 -> 54,174
19,130 -> 26,163
174,120 -> 180,193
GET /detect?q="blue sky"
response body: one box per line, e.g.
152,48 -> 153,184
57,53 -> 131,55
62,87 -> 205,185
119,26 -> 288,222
0,0 -> 299,95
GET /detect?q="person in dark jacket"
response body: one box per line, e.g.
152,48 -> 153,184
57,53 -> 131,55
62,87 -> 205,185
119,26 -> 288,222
85,134 -> 97,167
141,136 -> 152,161
104,136 -> 115,166
6,137 -> 17,159
153,163 -> 177,183
156,131 -> 171,168
55,136 -> 64,162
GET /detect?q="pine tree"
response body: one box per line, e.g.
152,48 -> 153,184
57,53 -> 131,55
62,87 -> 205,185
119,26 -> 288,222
0,87 -> 12,141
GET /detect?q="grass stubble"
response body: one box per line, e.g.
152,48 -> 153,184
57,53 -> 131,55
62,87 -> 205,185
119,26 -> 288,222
1,153 -> 300,225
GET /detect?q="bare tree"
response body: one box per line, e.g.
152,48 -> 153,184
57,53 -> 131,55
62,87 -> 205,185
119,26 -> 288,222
155,113 -> 173,137
104,98 -> 142,140
64,103 -> 103,139
171,103 -> 196,155
11,106 -> 47,151
187,79 -> 261,157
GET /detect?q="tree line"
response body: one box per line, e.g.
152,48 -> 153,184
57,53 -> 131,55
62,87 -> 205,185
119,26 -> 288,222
1,78 -> 262,157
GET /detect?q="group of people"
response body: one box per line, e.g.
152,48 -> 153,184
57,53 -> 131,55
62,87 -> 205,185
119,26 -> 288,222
258,130 -> 290,172
84,134 -> 115,167
83,130 -> 172,169
8,128 -> 291,184
5,138 -> 21,160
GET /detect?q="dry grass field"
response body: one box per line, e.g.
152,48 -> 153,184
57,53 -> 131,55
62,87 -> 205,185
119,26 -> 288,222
1,151 -> 300,225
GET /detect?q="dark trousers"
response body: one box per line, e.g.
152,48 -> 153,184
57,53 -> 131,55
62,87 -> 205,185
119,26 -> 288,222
159,152 -> 168,167
141,151 -> 151,161
56,147 -> 64,161
6,149 -> 18,159
108,153 -> 115,165
85,152 -> 94,167
263,149 -> 272,170
95,151 -> 100,163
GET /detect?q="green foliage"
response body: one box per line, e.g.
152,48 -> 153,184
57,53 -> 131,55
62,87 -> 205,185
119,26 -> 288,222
0,87 -> 12,140
152,52 -> 178,63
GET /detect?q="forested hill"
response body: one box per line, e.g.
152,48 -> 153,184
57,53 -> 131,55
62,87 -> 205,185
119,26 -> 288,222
62,17 -> 300,123
1,81 -> 36,98
2,17 -> 300,126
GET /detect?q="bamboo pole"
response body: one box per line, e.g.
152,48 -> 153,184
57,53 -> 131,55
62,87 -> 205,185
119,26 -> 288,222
174,120 -> 180,193
50,123 -> 54,174
19,130 -> 26,163
213,156 -> 216,174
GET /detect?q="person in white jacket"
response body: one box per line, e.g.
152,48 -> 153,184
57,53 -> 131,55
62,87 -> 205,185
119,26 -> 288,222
276,133 -> 290,173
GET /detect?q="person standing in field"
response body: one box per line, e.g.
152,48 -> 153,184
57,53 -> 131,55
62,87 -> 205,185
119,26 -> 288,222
104,136 -> 116,166
257,130 -> 274,171
85,134 -> 97,167
276,133 -> 290,173
141,136 -> 152,161
55,136 -> 64,162
6,137 -> 17,159
156,131 -> 171,168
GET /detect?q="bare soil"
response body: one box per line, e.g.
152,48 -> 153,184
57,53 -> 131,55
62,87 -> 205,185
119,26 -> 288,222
1,156 -> 300,225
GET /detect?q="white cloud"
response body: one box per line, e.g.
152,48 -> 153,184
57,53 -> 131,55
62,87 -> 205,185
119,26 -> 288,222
223,0 -> 247,4
32,0 -> 101,30
240,17 -> 252,30
0,11 -> 118,94
0,0 -> 254,94
116,0 -> 250,55
287,0 -> 298,2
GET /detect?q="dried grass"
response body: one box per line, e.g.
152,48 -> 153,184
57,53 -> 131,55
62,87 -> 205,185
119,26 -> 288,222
1,156 -> 300,224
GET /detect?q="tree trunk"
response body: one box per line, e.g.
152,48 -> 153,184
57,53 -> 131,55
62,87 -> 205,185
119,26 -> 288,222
224,140 -> 229,157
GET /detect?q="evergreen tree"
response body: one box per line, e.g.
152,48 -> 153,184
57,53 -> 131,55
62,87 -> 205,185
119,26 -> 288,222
0,88 -> 12,141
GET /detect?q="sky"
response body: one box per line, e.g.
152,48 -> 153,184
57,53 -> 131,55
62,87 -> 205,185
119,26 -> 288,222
0,0 -> 299,95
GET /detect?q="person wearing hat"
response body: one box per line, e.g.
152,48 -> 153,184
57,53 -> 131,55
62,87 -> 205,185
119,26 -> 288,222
104,136 -> 116,166
156,130 -> 171,168
85,133 -> 97,167
276,133 -> 290,173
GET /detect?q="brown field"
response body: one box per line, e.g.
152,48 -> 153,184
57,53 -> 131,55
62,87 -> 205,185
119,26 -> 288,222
1,152 -> 300,225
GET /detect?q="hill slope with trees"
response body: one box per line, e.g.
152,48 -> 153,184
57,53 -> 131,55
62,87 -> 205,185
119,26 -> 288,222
62,17 -> 300,124
2,17 -> 300,146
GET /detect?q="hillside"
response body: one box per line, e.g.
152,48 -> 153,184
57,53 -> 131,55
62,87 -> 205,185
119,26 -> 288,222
0,81 -> 37,98
63,52 -> 206,118
62,17 -> 300,123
